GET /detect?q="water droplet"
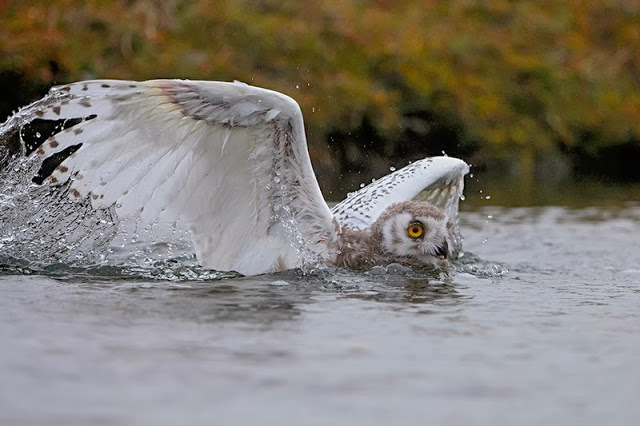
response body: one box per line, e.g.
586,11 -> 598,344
389,166 -> 396,171
485,195 -> 491,200
482,238 -> 488,243
296,85 -> 300,89
312,107 -> 315,113
487,215 -> 493,219
463,264 -> 479,274
491,265 -> 507,276
359,183 -> 365,188
273,176 -> 281,184
35,132 -> 41,138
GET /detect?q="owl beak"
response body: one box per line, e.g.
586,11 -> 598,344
435,240 -> 449,259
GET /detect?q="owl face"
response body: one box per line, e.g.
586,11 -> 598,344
372,201 -> 451,266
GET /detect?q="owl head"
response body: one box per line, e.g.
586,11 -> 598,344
371,201 -> 452,267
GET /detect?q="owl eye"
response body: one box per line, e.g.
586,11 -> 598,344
407,222 -> 424,238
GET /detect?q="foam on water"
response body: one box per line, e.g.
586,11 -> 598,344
0,98 -> 198,270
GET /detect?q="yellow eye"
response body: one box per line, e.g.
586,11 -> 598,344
407,222 -> 424,238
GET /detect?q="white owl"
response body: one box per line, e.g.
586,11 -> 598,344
1,80 -> 469,275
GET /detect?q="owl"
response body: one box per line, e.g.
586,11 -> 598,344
0,80 -> 469,275
332,201 -> 452,270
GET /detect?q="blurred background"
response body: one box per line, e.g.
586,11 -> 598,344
1,0 -> 639,205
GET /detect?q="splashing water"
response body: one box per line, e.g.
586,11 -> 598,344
0,115 -> 117,264
0,93 -> 199,270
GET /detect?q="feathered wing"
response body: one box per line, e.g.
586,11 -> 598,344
22,79 -> 334,275
331,156 -> 469,251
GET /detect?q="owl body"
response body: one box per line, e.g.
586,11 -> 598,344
331,227 -> 384,270
330,201 -> 451,270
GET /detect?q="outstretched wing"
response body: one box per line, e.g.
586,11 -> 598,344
331,156 -> 469,230
21,79 -> 334,275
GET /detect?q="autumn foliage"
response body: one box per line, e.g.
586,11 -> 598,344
1,0 -> 639,180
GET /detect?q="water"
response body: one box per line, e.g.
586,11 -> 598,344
2,91 -> 639,424
1,197 -> 639,425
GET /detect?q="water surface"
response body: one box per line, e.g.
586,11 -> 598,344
2,197 -> 639,426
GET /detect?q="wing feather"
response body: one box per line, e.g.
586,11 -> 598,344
332,156 -> 469,230
24,79 -> 334,275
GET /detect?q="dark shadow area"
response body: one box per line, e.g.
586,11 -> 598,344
565,138 -> 640,182
0,70 -> 52,122
325,110 -> 479,198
